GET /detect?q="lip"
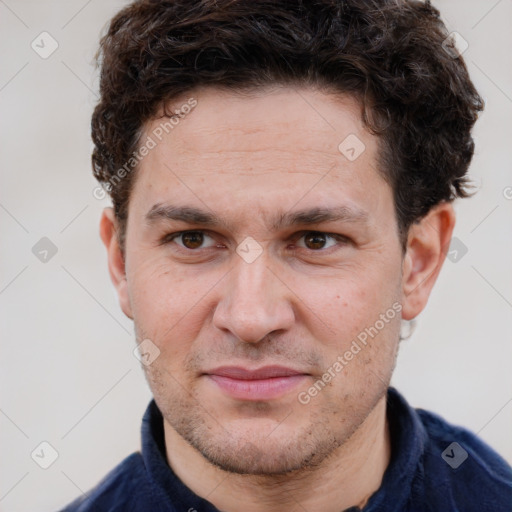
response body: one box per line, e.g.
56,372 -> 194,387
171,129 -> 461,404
203,365 -> 309,401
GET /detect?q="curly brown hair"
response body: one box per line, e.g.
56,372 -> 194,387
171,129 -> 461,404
91,0 -> 483,251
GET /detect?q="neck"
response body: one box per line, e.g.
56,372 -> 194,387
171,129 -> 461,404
164,395 -> 391,512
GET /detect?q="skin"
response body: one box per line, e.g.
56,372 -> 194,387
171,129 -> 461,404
100,85 -> 455,512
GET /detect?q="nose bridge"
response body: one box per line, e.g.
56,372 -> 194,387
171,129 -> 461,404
213,252 -> 293,343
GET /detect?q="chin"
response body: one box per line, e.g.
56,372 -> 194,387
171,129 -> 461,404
196,440 -> 321,475
180,416 -> 342,476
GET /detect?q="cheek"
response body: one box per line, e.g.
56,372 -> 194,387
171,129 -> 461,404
300,268 -> 398,344
128,258 -> 185,336
127,258 -> 220,358
126,240 -> 402,366
299,266 -> 402,386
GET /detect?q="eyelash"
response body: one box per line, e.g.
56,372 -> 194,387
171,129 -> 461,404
160,230 -> 350,254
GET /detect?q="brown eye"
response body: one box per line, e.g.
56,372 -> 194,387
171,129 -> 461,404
303,232 -> 328,250
161,230 -> 218,251
180,231 -> 204,249
294,231 -> 347,252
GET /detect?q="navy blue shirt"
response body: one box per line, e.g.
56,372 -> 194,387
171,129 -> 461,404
60,387 -> 512,511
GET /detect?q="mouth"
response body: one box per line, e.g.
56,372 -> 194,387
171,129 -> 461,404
202,365 -> 310,401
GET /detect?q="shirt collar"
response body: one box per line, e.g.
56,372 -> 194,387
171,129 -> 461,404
343,387 -> 428,511
141,400 -> 221,511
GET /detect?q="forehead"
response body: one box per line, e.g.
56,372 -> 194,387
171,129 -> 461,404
146,86 -> 371,163
130,86 -> 391,230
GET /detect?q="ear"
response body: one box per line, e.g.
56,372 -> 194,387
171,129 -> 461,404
400,202 -> 456,320
99,207 -> 133,320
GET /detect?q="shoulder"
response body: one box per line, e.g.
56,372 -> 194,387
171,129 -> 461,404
415,407 -> 512,511
59,452 -> 150,512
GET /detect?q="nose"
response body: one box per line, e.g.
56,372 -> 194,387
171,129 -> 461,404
212,253 -> 295,344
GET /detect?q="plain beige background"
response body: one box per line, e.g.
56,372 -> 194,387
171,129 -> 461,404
1,1 -> 511,510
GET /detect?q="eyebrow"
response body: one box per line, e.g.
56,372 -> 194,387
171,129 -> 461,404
145,204 -> 369,232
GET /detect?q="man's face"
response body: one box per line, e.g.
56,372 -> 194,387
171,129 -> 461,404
121,86 -> 405,474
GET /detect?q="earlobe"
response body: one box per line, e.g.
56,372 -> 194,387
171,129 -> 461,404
401,202 -> 456,321
99,208 -> 134,320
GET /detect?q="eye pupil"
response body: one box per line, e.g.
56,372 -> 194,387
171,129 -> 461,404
304,232 -> 326,250
182,231 -> 203,249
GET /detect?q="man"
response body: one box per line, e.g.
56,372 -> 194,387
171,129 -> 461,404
62,0 -> 512,510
